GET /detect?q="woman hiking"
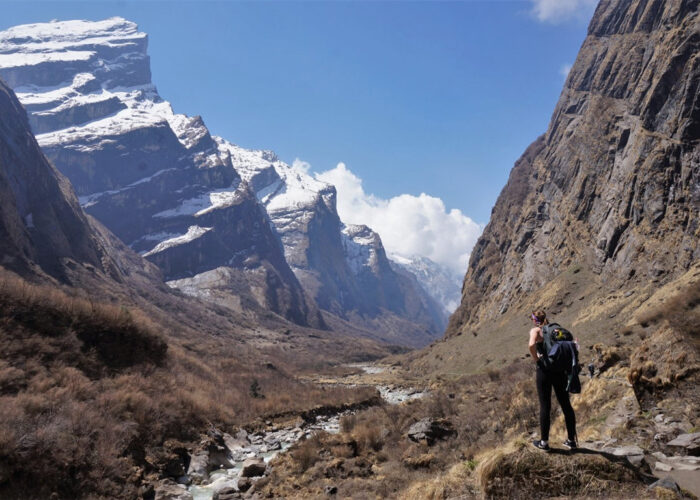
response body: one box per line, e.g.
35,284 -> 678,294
528,309 -> 577,451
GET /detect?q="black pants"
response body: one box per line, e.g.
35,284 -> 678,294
536,365 -> 576,441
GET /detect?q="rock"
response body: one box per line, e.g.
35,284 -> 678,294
603,445 -> 645,466
154,479 -> 193,500
237,477 -> 252,492
407,418 -> 456,445
213,487 -> 243,500
666,433 -> 700,456
265,440 -> 281,451
240,458 -> 266,477
325,485 -> 338,495
609,445 -> 644,457
224,430 -> 249,451
647,477 -> 682,496
655,462 -> 673,472
186,452 -> 209,484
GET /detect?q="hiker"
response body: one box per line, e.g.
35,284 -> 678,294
528,310 -> 577,451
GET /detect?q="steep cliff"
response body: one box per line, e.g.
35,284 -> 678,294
220,141 -> 446,346
446,0 -> 699,340
0,18 -> 324,329
0,77 -> 118,281
0,18 -> 445,346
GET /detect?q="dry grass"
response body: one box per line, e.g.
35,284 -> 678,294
628,279 -> 700,411
475,437 -> 648,499
0,274 -> 378,499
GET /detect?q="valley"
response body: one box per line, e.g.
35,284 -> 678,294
0,0 -> 697,498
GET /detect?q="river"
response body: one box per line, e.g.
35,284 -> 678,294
188,364 -> 425,499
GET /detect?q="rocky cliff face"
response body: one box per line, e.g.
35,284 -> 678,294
0,18 -> 324,329
389,254 -> 462,316
216,140 -> 446,346
0,77 -> 112,281
446,0 -> 699,338
0,17 -> 445,345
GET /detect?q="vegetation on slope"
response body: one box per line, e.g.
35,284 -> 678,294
0,272 -> 377,499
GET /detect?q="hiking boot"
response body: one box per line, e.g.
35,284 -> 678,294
532,440 -> 550,452
563,438 -> 578,449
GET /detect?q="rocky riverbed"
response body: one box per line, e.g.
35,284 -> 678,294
170,364 -> 426,500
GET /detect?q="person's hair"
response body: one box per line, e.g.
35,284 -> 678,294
532,310 -> 548,325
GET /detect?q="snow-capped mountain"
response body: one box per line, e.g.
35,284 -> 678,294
216,140 -> 447,346
389,254 -> 462,315
0,17 -> 446,346
0,18 -> 324,329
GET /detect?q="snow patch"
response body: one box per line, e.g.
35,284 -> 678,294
143,225 -> 212,256
152,186 -> 243,218
0,50 -> 94,69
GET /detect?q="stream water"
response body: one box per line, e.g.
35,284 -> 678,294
187,364 -> 426,499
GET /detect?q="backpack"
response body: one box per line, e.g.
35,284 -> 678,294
540,323 -> 576,372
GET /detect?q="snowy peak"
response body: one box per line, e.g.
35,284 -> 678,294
0,17 -> 446,344
0,17 -> 143,50
0,18 -> 149,89
216,138 -> 336,214
342,224 -> 381,274
389,254 -> 462,314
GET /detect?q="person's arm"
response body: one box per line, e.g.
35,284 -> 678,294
528,327 -> 541,363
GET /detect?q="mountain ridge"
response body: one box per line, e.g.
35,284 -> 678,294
445,0 -> 699,342
0,16 -> 448,346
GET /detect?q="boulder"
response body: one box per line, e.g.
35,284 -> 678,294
647,477 -> 682,497
154,479 -> 193,500
224,429 -> 250,451
213,487 -> 243,500
407,418 -> 456,445
602,445 -> 645,466
186,452 -> 209,484
666,433 -> 700,456
325,485 -> 338,495
655,462 -> 673,472
237,477 -> 252,492
240,458 -> 266,477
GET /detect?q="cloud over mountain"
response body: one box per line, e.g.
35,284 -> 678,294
315,162 -> 482,276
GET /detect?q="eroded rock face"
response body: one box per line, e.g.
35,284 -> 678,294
0,17 -> 449,344
448,0 -> 700,336
220,142 -> 447,346
0,18 -> 323,328
0,78 -> 115,280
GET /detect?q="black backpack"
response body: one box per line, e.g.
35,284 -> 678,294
540,323 -> 576,372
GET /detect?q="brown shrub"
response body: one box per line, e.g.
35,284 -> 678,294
292,435 -> 322,472
0,273 -> 381,498
353,421 -> 384,453
340,414 -> 357,434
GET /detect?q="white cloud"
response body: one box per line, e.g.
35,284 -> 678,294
531,0 -> 598,24
315,162 -> 482,277
292,158 -> 311,174
560,63 -> 573,79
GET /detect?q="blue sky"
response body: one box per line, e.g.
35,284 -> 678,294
0,0 -> 595,224
1,0 -> 597,274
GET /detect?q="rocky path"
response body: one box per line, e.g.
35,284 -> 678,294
176,364 -> 426,500
580,389 -> 700,497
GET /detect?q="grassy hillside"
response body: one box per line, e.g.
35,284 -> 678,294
0,272 -> 378,499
